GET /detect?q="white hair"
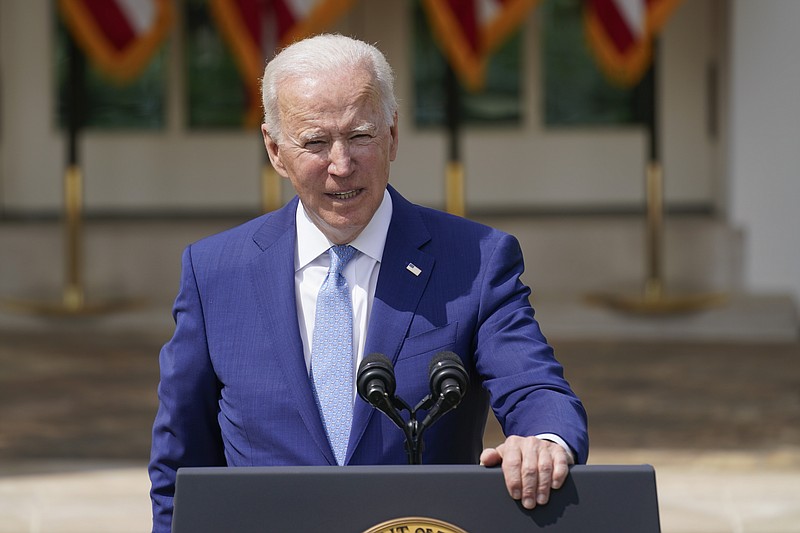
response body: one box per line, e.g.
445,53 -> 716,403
261,34 -> 397,143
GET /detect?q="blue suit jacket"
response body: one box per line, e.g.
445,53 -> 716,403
149,186 -> 588,531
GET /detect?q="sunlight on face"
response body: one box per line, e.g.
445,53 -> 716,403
262,66 -> 398,244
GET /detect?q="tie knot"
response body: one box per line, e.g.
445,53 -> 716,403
328,245 -> 356,275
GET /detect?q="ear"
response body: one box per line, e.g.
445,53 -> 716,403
388,112 -> 399,162
261,124 -> 289,178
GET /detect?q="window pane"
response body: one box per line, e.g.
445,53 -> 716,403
54,18 -> 167,130
413,0 -> 523,127
542,0 -> 645,126
184,0 -> 250,129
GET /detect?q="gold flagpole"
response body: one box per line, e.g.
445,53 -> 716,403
261,163 -> 282,213
587,162 -> 726,314
4,171 -> 143,316
445,161 -> 465,217
444,64 -> 466,217
63,164 -> 85,311
587,40 -> 725,314
644,161 -> 664,302
4,31 -> 139,316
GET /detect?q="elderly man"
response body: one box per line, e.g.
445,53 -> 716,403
149,34 -> 588,532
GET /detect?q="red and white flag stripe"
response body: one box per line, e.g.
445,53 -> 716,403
58,0 -> 175,84
584,0 -> 683,86
210,0 -> 355,126
422,0 -> 541,92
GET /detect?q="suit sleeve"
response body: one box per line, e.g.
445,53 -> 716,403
148,245 -> 226,533
474,233 -> 589,464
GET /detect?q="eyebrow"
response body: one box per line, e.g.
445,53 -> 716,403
298,122 -> 377,143
351,122 -> 377,134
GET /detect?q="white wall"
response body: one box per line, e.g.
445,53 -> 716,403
0,1 -> 264,213
360,0 -> 717,211
728,0 -> 800,303
4,0 -> 797,304
0,0 -> 717,213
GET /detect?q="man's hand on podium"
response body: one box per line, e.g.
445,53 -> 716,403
480,436 -> 572,510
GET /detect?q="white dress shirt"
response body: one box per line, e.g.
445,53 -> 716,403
292,189 -> 572,461
294,189 -> 393,383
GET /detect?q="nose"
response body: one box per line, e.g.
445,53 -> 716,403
327,139 -> 353,177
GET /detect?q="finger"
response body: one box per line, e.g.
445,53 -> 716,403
551,451 -> 570,490
519,445 -> 541,509
498,440 -> 524,502
534,448 -> 555,506
479,447 -> 501,466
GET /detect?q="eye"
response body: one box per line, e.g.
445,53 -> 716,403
304,139 -> 327,150
350,133 -> 373,142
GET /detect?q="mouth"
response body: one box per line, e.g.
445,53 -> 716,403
327,189 -> 362,200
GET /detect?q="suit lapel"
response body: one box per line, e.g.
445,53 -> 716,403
250,189 -> 436,464
249,199 -> 336,464
348,187 -> 433,460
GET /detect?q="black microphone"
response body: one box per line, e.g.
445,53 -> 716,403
357,351 -> 468,464
357,353 -> 407,431
420,351 -> 469,430
429,351 -> 469,407
357,353 -> 396,404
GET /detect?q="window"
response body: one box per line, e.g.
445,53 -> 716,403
541,0 -> 647,127
184,0 -> 250,129
412,0 -> 523,128
54,18 -> 167,130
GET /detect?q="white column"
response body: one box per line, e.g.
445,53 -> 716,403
728,0 -> 800,304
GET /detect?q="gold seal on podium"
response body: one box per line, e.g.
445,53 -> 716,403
363,516 -> 469,533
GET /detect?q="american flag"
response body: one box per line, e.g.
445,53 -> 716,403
210,0 -> 356,126
584,0 -> 683,86
58,0 -> 175,84
421,0 -> 541,92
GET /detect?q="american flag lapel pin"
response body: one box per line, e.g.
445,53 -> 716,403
406,263 -> 422,276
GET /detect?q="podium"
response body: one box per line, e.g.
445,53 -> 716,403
172,464 -> 660,532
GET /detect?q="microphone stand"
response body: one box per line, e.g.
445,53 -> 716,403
389,392 -> 454,465
358,352 -> 468,465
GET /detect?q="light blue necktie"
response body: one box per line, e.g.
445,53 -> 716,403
311,244 -> 357,465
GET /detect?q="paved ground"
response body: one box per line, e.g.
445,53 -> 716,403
1,326 -> 799,531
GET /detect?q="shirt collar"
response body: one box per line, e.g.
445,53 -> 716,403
295,188 -> 393,271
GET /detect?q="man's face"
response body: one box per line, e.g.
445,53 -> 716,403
262,67 -> 398,245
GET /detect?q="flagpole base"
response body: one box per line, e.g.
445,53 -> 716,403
585,290 -> 727,315
2,295 -> 145,317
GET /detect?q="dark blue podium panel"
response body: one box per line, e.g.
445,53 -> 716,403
173,464 -> 660,533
